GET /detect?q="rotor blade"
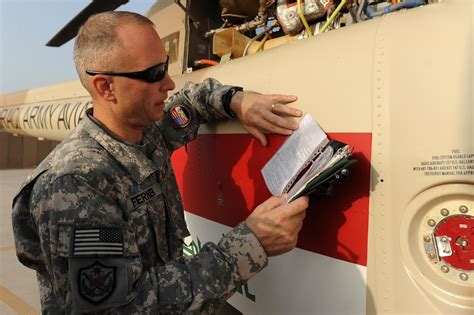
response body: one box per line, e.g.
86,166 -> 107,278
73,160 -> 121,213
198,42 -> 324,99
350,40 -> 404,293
46,0 -> 129,47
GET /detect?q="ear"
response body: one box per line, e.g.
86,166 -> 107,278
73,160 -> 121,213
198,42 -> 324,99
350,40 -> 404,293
91,75 -> 117,102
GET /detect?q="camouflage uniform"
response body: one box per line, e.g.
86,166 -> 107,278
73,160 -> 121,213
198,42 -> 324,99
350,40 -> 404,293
12,79 -> 268,314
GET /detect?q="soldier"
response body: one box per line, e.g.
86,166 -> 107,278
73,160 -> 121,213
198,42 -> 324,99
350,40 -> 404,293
12,11 -> 308,314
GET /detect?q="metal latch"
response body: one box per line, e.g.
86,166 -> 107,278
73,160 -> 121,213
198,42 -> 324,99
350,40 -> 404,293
435,236 -> 453,257
423,234 -> 452,262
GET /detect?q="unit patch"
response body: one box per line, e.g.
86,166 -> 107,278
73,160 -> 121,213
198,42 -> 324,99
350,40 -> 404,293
78,261 -> 116,304
170,105 -> 191,128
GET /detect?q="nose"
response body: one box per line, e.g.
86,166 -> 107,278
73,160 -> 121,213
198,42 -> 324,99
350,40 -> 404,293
159,72 -> 175,92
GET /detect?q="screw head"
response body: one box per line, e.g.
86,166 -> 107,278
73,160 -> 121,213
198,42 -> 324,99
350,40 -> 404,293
441,236 -> 448,242
441,265 -> 449,273
459,205 -> 468,213
428,252 -> 436,259
461,240 -> 468,247
427,219 -> 436,227
459,273 -> 469,281
440,208 -> 449,216
341,169 -> 349,176
423,235 -> 431,242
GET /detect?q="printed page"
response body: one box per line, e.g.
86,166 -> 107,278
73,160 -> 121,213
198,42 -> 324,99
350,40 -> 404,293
286,144 -> 334,198
287,144 -> 351,203
261,113 -> 328,196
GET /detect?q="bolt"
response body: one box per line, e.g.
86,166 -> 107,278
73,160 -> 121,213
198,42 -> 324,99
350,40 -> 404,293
427,219 -> 436,227
441,236 -> 448,242
423,235 -> 431,242
341,169 -> 349,176
459,205 -> 468,213
461,240 -> 468,247
440,208 -> 449,216
440,265 -> 449,273
459,273 -> 469,281
428,252 -> 436,259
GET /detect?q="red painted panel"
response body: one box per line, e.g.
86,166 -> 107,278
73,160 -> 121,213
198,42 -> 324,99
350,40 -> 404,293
434,215 -> 474,271
171,132 -> 372,266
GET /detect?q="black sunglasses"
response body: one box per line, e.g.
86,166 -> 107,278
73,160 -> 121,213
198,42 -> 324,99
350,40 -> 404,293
85,56 -> 169,83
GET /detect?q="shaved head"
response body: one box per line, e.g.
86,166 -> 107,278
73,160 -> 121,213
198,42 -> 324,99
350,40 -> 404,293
73,11 -> 155,94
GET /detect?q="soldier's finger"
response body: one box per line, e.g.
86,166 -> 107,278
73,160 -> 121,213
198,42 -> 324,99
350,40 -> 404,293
246,125 -> 268,146
271,103 -> 303,118
258,119 -> 294,136
265,111 -> 299,130
269,94 -> 298,104
279,196 -> 309,218
256,194 -> 287,213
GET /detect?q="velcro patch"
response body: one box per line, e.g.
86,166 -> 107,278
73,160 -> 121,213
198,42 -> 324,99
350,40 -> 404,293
170,105 -> 191,128
78,261 -> 116,304
73,227 -> 123,256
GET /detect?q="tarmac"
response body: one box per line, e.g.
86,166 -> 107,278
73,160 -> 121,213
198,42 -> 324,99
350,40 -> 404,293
0,169 -> 40,314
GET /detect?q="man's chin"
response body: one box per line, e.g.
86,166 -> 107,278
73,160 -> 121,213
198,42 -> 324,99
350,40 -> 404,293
150,109 -> 164,122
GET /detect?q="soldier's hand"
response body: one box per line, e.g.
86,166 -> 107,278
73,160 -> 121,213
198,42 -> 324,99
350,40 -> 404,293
230,91 -> 302,146
245,195 -> 309,256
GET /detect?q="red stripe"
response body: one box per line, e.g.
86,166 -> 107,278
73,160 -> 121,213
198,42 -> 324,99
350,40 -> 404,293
171,133 -> 372,266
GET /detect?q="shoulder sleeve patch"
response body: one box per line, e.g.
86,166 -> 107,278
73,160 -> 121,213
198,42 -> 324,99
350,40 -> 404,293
169,104 -> 191,129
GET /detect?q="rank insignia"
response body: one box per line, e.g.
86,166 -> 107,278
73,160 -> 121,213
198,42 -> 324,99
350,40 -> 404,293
79,261 -> 116,304
170,105 -> 191,128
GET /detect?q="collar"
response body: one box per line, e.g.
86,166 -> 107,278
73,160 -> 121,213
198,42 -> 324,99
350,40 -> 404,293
84,108 -> 158,184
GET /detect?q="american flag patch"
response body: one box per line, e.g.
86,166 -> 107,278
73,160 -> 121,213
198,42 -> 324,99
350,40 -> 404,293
73,227 -> 123,256
170,105 -> 190,128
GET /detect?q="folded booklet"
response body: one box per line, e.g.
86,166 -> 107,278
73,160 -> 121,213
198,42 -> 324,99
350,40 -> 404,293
261,113 -> 357,203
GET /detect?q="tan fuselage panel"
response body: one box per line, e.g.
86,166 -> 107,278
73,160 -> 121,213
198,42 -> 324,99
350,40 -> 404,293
0,1 -> 473,313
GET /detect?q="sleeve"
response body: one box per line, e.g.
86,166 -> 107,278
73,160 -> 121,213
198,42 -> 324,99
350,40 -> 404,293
156,78 -> 239,151
34,174 -> 267,314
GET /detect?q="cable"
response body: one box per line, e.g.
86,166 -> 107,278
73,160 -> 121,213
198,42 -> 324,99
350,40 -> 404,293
297,0 -> 313,37
194,59 -> 219,66
243,20 -> 278,56
243,31 -> 266,56
320,0 -> 347,34
256,33 -> 270,52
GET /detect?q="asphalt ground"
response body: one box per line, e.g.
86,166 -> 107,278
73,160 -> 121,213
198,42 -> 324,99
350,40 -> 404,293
0,169 -> 40,314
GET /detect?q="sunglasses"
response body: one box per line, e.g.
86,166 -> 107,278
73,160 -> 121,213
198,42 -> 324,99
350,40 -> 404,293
85,56 -> 169,83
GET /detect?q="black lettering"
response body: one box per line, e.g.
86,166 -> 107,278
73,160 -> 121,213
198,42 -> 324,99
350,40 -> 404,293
0,108 -> 7,128
130,187 -> 156,208
38,104 -> 49,129
67,102 -> 80,128
148,188 -> 156,199
71,102 -> 81,128
78,101 -> 91,123
29,106 -> 40,129
135,195 -> 143,205
15,107 -> 22,129
5,109 -> 13,128
22,107 -> 32,129
35,105 -> 45,129
57,103 -> 71,130
6,107 -> 21,129
49,104 -> 60,129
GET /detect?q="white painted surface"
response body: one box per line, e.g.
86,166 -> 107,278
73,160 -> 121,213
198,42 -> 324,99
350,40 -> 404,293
184,212 -> 367,315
